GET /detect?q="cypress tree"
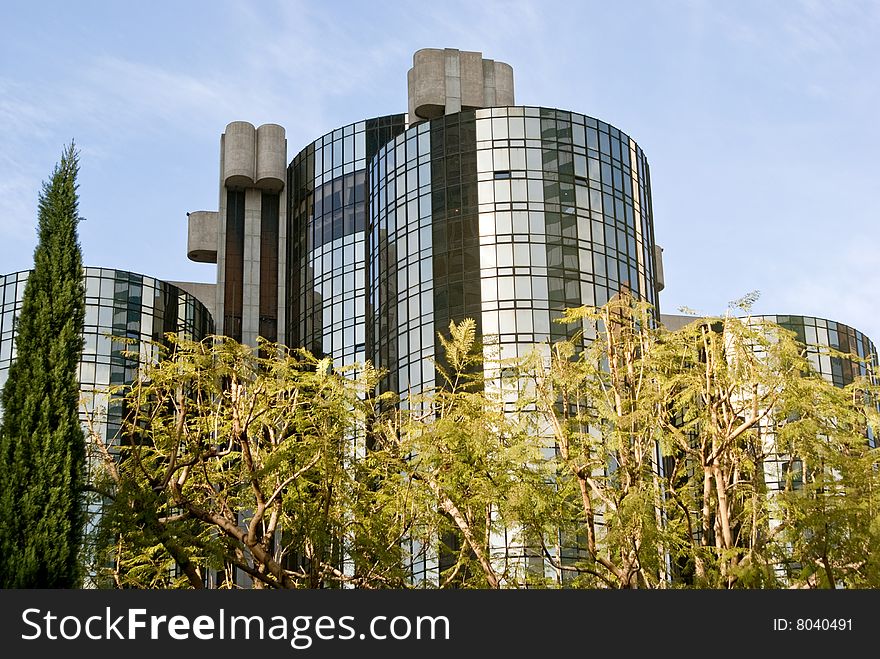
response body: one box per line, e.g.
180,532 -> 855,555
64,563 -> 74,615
0,143 -> 86,587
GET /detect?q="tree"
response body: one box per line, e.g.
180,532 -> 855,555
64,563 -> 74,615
652,309 -> 805,587
520,293 -> 672,588
0,143 -> 87,587
770,347 -> 880,588
91,336 -> 412,589
372,319 -> 547,588
518,293 -> 880,588
88,298 -> 880,589
652,308 -> 880,588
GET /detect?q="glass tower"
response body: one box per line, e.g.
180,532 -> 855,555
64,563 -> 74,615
752,314 -> 879,495
367,106 -> 660,582
287,115 -> 407,365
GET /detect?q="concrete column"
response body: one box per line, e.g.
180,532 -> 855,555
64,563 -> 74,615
460,50 -> 484,110
407,67 -> 417,124
223,121 -> 256,188
482,59 -> 497,106
410,48 -> 446,121
256,123 -> 286,192
188,120 -> 286,344
443,49 -> 462,114
215,134 -> 228,335
654,244 -> 665,293
241,188 -> 262,347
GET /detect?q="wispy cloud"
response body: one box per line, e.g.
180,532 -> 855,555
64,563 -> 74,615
0,82 -> 57,144
0,170 -> 39,247
1,0 -> 877,326
769,238 -> 880,345
785,0 -> 880,54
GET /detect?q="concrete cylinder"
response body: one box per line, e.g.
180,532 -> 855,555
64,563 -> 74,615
223,121 -> 256,188
482,59 -> 497,106
187,210 -> 219,263
459,51 -> 484,110
410,48 -> 446,121
407,68 -> 416,123
256,123 -> 286,192
654,244 -> 665,292
409,49 -> 516,121
493,62 -> 515,107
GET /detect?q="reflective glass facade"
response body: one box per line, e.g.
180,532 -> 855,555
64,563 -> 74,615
370,106 -> 658,395
752,315 -> 879,494
0,267 -> 214,585
754,315 -> 878,390
288,115 -> 407,365
368,107 -> 659,582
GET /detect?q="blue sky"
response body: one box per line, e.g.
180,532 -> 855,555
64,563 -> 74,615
1,1 -> 878,344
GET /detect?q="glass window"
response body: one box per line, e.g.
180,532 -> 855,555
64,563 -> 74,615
482,278 -> 497,302
476,119 -> 492,142
492,117 -> 508,139
516,309 -> 533,332
510,148 -> 526,170
482,311 -> 499,334
497,244 -> 513,267
477,150 -> 493,172
534,312 -> 551,334
498,277 -> 515,300
526,148 -> 542,171
527,179 -> 544,203
525,117 -> 541,140
494,180 -> 511,202
496,212 -> 512,235
480,245 -> 497,268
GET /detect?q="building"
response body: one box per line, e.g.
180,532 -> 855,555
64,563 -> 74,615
749,314 -> 878,491
0,267 -> 214,585
178,49 -> 668,582
0,267 -> 213,430
176,47 -> 877,584
2,48 -> 875,587
187,47 -> 662,391
659,310 -> 879,584
662,311 -> 879,460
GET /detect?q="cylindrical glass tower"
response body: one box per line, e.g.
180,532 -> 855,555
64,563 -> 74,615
287,115 -> 407,365
369,106 -> 659,397
367,106 -> 660,582
753,314 -> 879,494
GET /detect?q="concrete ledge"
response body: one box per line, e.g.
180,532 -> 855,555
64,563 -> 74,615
187,210 -> 219,263
654,244 -> 665,292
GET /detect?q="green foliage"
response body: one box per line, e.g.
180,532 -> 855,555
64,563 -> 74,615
771,366 -> 880,588
92,336 -> 411,589
517,293 -> 673,588
650,312 -> 880,587
0,143 -> 86,588
378,319 -> 550,588
90,299 -> 880,589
